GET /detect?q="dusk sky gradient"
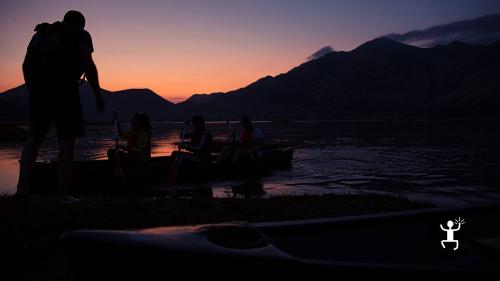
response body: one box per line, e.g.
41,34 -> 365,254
1,0 -> 499,102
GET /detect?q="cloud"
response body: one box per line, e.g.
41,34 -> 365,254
386,13 -> 500,47
307,46 -> 334,60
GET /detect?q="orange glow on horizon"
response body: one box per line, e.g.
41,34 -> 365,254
0,49 -> 305,103
1,1 -> 498,103
95,51 -> 300,103
0,1 -> 365,103
0,37 -> 317,103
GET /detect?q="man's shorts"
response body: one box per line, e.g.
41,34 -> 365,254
28,82 -> 85,141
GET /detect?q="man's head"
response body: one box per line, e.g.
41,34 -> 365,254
63,10 -> 86,30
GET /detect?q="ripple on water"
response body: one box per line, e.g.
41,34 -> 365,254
1,122 -> 500,207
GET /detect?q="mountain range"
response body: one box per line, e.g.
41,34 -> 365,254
387,13 -> 500,47
172,38 -> 500,120
1,15 -> 500,122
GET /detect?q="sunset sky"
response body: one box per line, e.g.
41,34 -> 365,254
1,0 -> 499,102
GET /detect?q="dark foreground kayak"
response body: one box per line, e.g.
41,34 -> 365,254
30,146 -> 294,195
62,204 -> 500,279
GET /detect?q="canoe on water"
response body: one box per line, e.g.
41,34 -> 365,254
61,204 -> 500,278
29,145 -> 294,195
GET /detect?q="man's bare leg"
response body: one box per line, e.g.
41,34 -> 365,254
17,135 -> 43,195
57,138 -> 75,199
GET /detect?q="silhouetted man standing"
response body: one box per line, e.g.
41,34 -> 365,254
18,10 -> 105,203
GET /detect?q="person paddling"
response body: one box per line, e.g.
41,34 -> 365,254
166,116 -> 212,187
107,112 -> 152,184
232,116 -> 265,161
108,112 -> 152,163
17,11 -> 105,204
180,115 -> 212,160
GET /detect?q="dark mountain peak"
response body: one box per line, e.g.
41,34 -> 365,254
257,75 -> 274,81
354,37 -> 415,53
113,88 -> 155,95
0,82 -> 175,122
110,88 -> 158,97
183,92 -> 224,105
78,82 -> 162,99
112,88 -> 174,106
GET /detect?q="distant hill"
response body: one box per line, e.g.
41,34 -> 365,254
0,82 -> 175,122
173,38 -> 500,120
386,13 -> 500,47
2,38 -> 499,122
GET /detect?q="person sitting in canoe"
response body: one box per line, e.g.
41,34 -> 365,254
215,116 -> 265,163
232,116 -> 265,161
166,116 -> 212,186
108,112 -> 152,184
109,112 -> 152,162
179,115 -> 213,160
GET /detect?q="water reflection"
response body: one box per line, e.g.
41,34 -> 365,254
1,121 -> 500,207
0,145 -> 21,194
0,124 -> 186,193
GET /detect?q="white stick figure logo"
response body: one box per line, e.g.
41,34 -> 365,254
440,217 -> 465,250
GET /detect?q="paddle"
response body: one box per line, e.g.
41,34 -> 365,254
112,111 -> 126,185
165,121 -> 190,190
214,121 -> 236,163
226,120 -> 237,144
113,111 -> 120,148
179,120 -> 190,152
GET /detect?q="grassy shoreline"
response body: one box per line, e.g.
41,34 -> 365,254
2,194 -> 432,280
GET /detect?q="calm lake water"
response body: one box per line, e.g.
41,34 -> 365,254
1,121 -> 500,207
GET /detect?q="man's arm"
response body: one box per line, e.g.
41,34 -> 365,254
81,46 -> 105,113
22,43 -> 34,92
189,133 -> 207,151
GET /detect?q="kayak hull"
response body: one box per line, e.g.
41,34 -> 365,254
61,204 -> 500,278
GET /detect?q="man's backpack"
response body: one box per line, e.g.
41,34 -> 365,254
26,22 -> 83,82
